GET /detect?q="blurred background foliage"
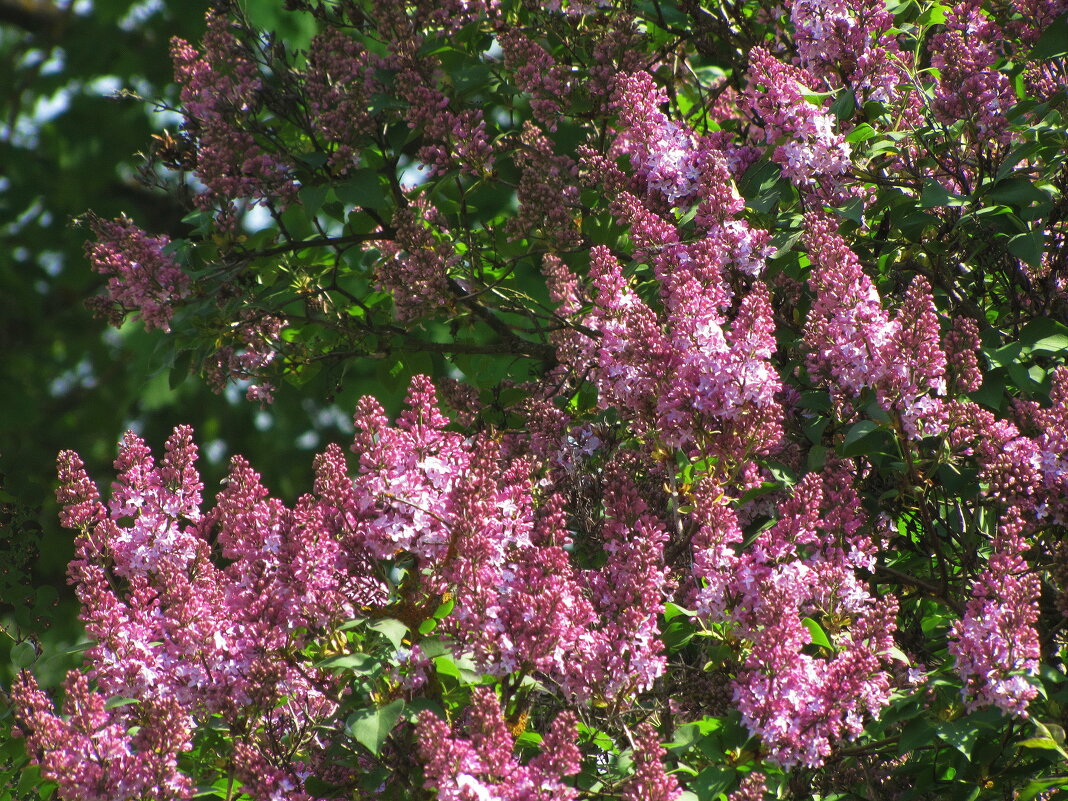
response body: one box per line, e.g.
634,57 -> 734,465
0,0 -> 345,689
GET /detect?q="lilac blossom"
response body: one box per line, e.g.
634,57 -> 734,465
85,217 -> 190,332
949,510 -> 1041,717
417,688 -> 581,801
12,671 -> 193,801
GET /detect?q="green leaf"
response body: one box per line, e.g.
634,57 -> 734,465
169,349 -> 193,391
10,641 -> 36,669
989,177 -> 1049,209
433,654 -> 462,682
664,602 -> 696,621
299,184 -> 329,217
1025,721 -> 1068,759
920,179 -> 966,208
336,169 -> 387,209
899,718 -> 938,755
884,646 -> 911,665
840,420 -> 893,458
347,699 -> 405,756
104,696 -> 140,710
317,653 -> 379,673
845,123 -> 877,143
916,3 -> 949,25
1031,13 -> 1068,59
669,720 -> 722,754
1008,229 -> 1046,268
936,719 -> 979,758
1019,318 -> 1068,355
1017,778 -> 1068,801
692,766 -> 736,800
368,618 -> 408,650
802,617 -> 834,651
433,598 -> 455,619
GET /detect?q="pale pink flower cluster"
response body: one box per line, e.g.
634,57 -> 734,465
304,27 -> 385,172
417,688 -> 581,801
691,466 -> 898,768
802,213 -> 948,436
395,66 -> 494,178
204,313 -> 286,403
171,13 -> 298,214
335,379 -> 671,698
11,672 -> 193,801
376,200 -> 456,321
928,0 -> 1015,143
85,217 -> 190,333
789,0 -> 909,106
622,723 -> 682,801
612,72 -> 703,206
745,48 -> 853,201
566,102 -> 781,458
949,510 -> 1041,717
510,121 -> 582,248
35,428 -> 351,798
499,30 -> 571,130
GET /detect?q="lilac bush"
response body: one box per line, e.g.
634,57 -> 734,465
8,0 -> 1068,799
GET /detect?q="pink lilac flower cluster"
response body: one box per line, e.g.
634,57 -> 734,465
691,465 -> 898,768
621,723 -> 682,801
1008,367 -> 1068,525
927,0 -> 1015,144
789,0 -> 910,107
802,213 -> 948,436
612,71 -> 703,207
509,121 -> 583,248
171,12 -> 298,218
948,510 -> 1041,717
375,199 -> 456,321
569,232 -> 780,455
304,27 -> 387,173
943,317 -> 984,394
394,64 -> 494,178
744,48 -> 853,202
567,102 -> 780,460
727,771 -> 767,801
85,216 -> 190,332
1012,0 -> 1068,43
39,428 -> 349,799
370,0 -> 500,37
330,378 -> 672,699
417,688 -> 581,801
23,375 -> 688,795
11,671 -> 193,801
499,30 -> 571,130
203,312 -> 286,404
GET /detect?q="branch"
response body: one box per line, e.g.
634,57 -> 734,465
0,0 -> 62,35
874,565 -> 963,616
240,229 -> 395,259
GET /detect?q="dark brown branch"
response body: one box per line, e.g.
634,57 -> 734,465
0,0 -> 62,35
874,565 -> 963,616
237,228 -> 396,259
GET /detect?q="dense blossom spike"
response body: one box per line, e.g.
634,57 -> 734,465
744,48 -> 853,201
621,723 -> 682,801
949,509 -> 1041,716
12,671 -> 193,801
85,217 -> 190,332
928,0 -> 1014,143
416,688 -> 581,801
